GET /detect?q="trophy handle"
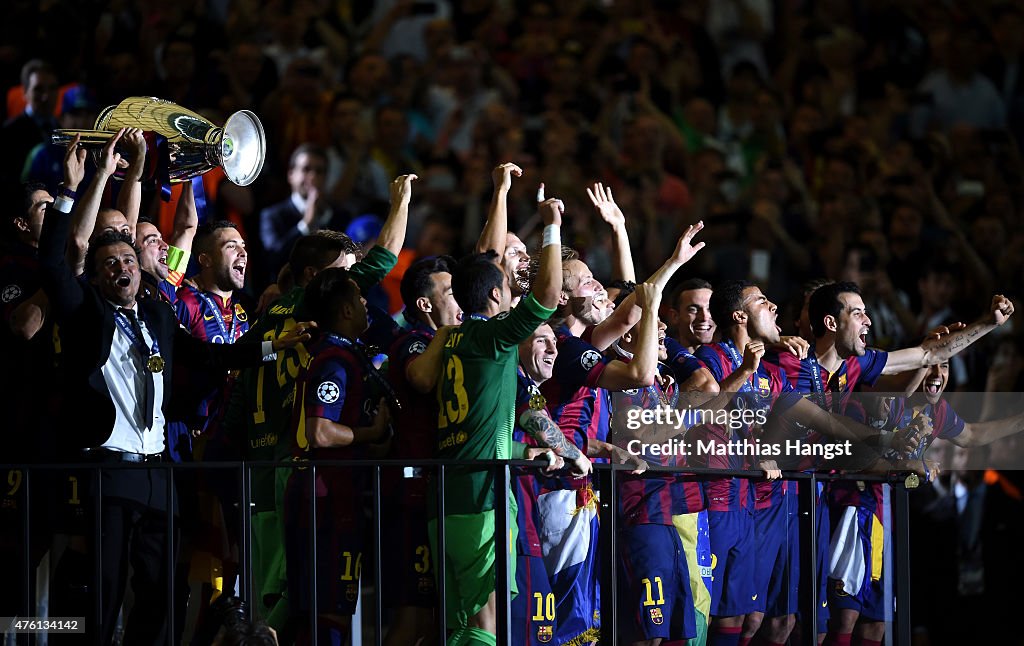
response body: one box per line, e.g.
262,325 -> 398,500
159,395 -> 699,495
51,129 -> 120,147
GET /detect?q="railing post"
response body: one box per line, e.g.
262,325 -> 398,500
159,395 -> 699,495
891,483 -> 911,645
166,463 -> 175,646
598,464 -> 617,645
309,463 -> 318,646
495,463 -> 511,645
93,466 -> 103,646
373,464 -> 383,645
239,461 -> 252,615
436,464 -> 447,644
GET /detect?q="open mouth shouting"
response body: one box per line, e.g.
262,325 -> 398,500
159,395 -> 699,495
115,273 -> 132,288
231,260 -> 246,283
924,378 -> 943,396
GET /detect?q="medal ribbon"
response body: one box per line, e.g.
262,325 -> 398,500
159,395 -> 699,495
196,291 -> 238,343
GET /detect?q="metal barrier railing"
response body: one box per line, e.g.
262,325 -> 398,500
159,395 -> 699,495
1,459 -> 914,645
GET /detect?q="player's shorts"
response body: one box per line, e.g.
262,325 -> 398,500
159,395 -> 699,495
828,504 -> 888,622
799,485 -> 831,635
428,500 -> 519,630
618,523 -> 696,641
511,554 -> 556,645
284,469 -> 365,616
382,491 -> 436,609
754,494 -> 800,617
537,486 -> 601,645
674,511 -> 711,646
707,509 -> 756,617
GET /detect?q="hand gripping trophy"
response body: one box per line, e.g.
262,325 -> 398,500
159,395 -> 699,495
52,96 -> 266,186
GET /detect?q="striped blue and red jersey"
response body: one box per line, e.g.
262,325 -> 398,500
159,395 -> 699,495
291,333 -> 379,528
694,339 -> 800,511
291,334 -> 375,460
174,285 -> 250,344
774,346 -> 888,415
613,362 -> 706,525
664,335 -> 704,384
385,324 -> 437,500
541,324 -> 609,458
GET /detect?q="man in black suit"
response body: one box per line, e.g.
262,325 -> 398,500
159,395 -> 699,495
1,60 -> 59,191
38,145 -> 310,643
259,143 -> 347,287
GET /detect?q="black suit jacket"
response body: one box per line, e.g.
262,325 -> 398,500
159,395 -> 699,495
39,205 -> 268,451
258,198 -> 349,286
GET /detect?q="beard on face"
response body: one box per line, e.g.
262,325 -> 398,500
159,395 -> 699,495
569,294 -> 603,326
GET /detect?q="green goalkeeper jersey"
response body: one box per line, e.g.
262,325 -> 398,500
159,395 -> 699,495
435,293 -> 556,515
222,245 -> 396,509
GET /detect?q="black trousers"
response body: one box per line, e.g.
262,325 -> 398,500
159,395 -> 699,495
51,466 -> 178,645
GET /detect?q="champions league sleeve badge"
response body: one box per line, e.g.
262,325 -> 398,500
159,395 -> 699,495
581,349 -> 601,370
317,381 -> 341,404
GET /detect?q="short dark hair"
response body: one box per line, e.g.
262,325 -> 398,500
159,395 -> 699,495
401,255 -> 456,314
17,182 -> 48,220
452,251 -> 504,314
709,280 -> 754,331
305,267 -> 359,328
194,220 -> 239,256
289,142 -> 328,170
85,231 -> 140,279
288,231 -> 360,279
672,277 -> 713,309
808,281 -> 860,338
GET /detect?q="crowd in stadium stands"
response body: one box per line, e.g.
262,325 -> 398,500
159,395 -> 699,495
2,1 -> 1024,645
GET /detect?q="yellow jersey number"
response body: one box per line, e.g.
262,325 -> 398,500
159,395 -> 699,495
437,355 -> 469,429
253,317 -> 310,424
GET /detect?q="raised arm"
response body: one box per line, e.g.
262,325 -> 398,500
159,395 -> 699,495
589,222 -> 705,351
476,162 -> 521,255
595,282 -> 662,390
374,174 -> 417,257
953,412 -> 1024,448
68,129 -> 125,276
587,182 -> 635,283
115,127 -> 146,238
169,180 -> 199,251
532,198 -> 565,310
883,295 -> 1015,375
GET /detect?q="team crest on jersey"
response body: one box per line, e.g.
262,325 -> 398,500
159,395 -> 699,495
649,607 -> 664,625
537,625 -> 553,642
317,381 -> 341,403
758,376 -> 770,396
838,373 -> 847,391
409,340 -> 427,355
234,303 -> 247,322
1,284 -> 21,303
581,350 -> 601,370
346,583 -> 358,601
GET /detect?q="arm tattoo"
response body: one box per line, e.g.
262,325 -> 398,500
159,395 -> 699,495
520,409 -> 583,460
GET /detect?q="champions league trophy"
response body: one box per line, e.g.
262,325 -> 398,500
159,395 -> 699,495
52,96 -> 266,186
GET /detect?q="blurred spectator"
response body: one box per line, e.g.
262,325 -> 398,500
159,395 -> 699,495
1,60 -> 58,189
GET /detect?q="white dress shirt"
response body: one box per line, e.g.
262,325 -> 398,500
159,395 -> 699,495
100,302 -> 166,454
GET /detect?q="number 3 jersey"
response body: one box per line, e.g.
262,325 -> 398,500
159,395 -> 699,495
434,294 -> 556,516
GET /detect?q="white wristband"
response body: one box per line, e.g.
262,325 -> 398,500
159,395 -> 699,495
542,224 -> 560,248
53,196 -> 74,214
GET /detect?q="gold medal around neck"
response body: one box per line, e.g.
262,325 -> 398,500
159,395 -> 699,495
529,392 -> 547,411
147,355 -> 165,373
904,473 -> 920,489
